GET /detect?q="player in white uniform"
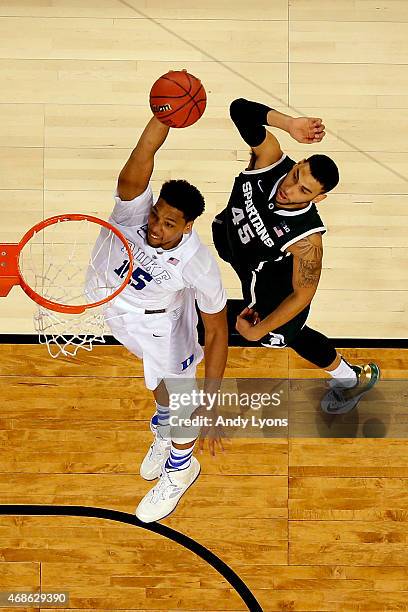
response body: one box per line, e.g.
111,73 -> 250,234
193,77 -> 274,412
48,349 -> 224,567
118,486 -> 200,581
92,114 -> 228,523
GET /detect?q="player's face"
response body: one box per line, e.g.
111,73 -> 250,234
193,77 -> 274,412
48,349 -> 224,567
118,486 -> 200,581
276,160 -> 326,206
147,198 -> 192,249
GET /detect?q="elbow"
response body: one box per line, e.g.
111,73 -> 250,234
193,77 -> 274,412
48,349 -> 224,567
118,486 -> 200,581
229,98 -> 247,122
206,321 -> 228,340
293,288 -> 316,309
205,321 -> 228,344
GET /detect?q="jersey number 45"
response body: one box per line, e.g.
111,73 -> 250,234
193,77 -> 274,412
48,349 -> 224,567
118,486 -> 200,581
232,207 -> 255,245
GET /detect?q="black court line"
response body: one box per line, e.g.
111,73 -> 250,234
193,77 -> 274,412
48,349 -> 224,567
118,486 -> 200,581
0,289 -> 406,348
1,295 -> 408,349
0,504 -> 263,612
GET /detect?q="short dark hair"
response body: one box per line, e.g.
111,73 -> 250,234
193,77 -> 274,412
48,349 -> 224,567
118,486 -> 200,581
159,179 -> 205,222
307,154 -> 340,193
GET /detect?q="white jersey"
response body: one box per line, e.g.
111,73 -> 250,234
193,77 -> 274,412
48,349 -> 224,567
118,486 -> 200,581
89,184 -> 226,315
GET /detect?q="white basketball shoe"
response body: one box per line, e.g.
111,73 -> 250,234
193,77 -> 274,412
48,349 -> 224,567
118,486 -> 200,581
136,457 -> 201,523
139,433 -> 171,481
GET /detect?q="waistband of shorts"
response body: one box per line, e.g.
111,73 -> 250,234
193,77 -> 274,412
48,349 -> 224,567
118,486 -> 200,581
106,305 -> 168,315
104,293 -> 185,317
104,305 -> 178,320
144,308 -> 166,314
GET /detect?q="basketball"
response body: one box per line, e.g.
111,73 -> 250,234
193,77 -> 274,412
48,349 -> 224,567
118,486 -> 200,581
149,70 -> 207,128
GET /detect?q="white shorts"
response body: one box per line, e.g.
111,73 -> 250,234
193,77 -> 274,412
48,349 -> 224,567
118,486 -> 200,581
105,290 -> 203,391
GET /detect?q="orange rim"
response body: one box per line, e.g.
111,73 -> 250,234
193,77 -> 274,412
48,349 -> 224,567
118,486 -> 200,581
17,214 -> 134,314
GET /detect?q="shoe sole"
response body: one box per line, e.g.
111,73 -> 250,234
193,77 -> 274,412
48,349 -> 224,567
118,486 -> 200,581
139,472 -> 160,481
368,362 -> 381,387
323,363 -> 381,415
136,459 -> 201,523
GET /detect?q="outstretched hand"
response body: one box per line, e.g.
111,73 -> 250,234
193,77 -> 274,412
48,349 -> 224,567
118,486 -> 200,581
289,117 -> 326,144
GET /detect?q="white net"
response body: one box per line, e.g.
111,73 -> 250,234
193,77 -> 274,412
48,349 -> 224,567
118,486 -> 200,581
19,216 -> 131,358
34,307 -> 107,358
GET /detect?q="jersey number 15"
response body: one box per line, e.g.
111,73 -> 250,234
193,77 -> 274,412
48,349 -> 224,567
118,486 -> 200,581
114,259 -> 153,291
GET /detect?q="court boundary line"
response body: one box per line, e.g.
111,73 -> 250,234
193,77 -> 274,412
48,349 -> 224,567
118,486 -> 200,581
0,504 -> 263,612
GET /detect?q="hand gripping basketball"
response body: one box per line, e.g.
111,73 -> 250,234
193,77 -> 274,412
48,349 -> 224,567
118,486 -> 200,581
149,70 -> 207,128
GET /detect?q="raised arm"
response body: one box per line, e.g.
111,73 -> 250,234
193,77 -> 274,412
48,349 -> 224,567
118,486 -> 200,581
230,98 -> 326,170
117,116 -> 170,201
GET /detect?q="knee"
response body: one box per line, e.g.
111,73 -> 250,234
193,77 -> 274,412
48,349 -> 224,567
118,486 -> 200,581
288,326 -> 337,369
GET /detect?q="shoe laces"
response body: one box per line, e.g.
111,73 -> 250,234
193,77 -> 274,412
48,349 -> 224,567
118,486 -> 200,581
151,469 -> 182,504
149,435 -> 170,461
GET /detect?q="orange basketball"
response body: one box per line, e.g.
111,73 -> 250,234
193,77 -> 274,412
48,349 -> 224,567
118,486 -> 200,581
149,70 -> 207,128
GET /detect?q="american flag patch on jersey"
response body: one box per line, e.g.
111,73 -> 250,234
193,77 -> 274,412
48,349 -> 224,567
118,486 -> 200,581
167,257 -> 179,266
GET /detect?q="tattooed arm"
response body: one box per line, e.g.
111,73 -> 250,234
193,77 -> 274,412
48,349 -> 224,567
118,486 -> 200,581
288,232 -> 323,292
235,233 -> 323,341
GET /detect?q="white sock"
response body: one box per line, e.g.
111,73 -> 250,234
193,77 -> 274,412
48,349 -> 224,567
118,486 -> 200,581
165,441 -> 195,471
326,358 -> 358,389
151,403 -> 170,440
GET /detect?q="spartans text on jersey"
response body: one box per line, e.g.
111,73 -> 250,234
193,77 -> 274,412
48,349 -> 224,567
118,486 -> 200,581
232,181 -> 274,247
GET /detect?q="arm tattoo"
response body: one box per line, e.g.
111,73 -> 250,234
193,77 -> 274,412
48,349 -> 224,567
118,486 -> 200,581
293,236 -> 323,289
297,258 -> 321,288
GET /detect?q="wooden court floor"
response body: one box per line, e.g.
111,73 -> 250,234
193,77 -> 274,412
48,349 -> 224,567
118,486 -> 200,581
0,3 -> 407,609
0,345 -> 408,612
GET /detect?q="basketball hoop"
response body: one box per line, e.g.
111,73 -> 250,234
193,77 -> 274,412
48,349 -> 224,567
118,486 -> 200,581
0,214 -> 133,357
